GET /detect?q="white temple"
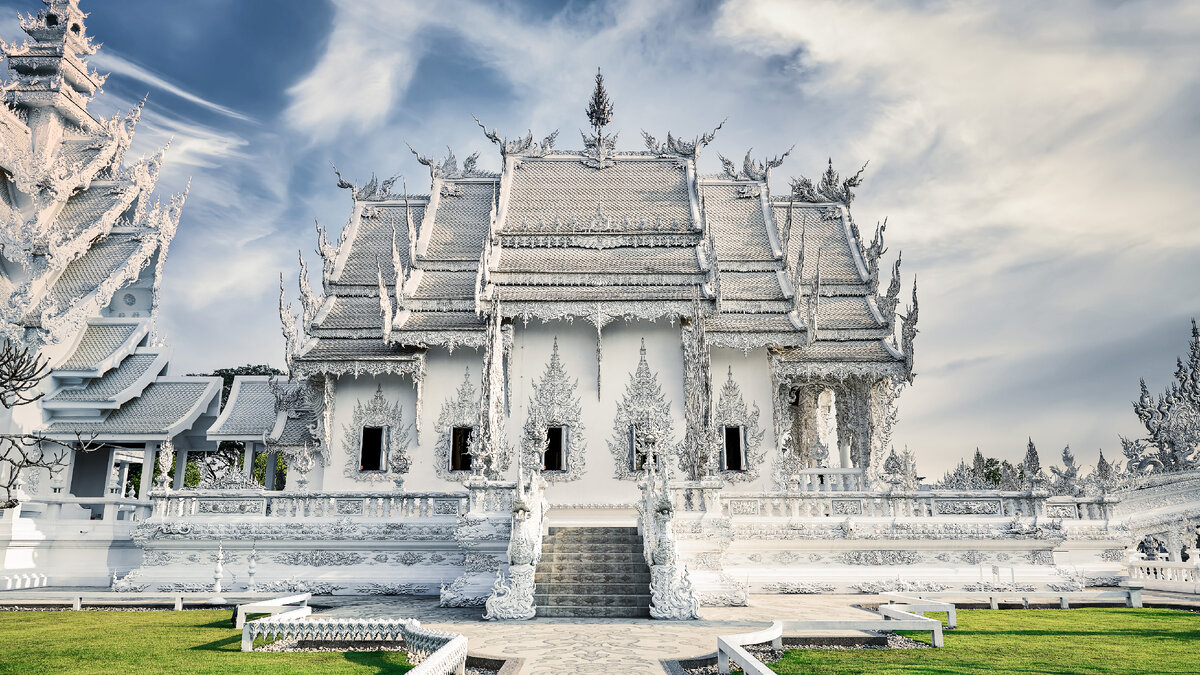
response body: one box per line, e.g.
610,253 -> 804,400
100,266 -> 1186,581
2,1 -> 1198,619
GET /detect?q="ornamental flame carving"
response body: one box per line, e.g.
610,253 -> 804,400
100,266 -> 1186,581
521,338 -> 585,481
341,384 -> 411,482
714,366 -> 765,483
608,339 -> 676,480
434,368 -> 480,482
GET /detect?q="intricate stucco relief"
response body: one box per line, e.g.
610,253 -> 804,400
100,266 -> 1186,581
713,366 -> 766,483
521,339 -> 585,481
341,384 -> 411,483
608,340 -> 676,480
434,369 -> 480,482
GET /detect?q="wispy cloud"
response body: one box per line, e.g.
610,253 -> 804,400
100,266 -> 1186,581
90,50 -> 251,122
37,0 -> 1192,474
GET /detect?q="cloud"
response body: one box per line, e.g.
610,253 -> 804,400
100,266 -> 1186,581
131,0 -> 1200,474
89,50 -> 250,122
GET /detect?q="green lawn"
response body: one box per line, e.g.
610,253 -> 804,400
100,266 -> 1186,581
768,608 -> 1200,674
0,610 -> 413,674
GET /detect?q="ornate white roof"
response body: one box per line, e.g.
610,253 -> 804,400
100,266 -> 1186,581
282,88 -> 916,382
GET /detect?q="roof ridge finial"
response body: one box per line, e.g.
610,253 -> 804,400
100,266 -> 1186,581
586,67 -> 614,139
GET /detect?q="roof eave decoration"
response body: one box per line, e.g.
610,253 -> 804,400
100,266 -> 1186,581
330,162 -> 401,202
640,118 -> 726,161
718,146 -> 793,183
473,114 -> 559,160
900,277 -> 918,383
790,158 -> 868,206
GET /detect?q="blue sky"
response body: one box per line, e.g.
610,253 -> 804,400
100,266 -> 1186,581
5,0 -> 1199,475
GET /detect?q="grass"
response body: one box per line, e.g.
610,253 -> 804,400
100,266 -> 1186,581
0,610 -> 413,674
766,608 -> 1200,674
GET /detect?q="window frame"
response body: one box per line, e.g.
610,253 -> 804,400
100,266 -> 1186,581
721,424 -> 747,472
450,426 -> 474,472
543,425 -> 567,472
358,425 -> 388,473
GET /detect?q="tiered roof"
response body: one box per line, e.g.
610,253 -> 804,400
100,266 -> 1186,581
285,83 -> 916,384
0,0 -> 187,349
0,1 -> 215,443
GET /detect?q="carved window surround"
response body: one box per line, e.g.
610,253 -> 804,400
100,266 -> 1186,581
714,366 -> 765,483
521,338 -> 586,482
434,368 -> 480,482
341,384 -> 411,482
607,339 -> 676,480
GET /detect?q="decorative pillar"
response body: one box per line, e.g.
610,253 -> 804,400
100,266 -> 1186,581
172,447 -> 189,490
242,443 -> 255,480
138,444 -> 156,499
102,447 -> 119,495
265,451 -> 278,490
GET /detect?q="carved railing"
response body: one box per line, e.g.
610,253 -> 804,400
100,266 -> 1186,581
639,459 -> 701,620
1129,558 -> 1200,594
483,469 -> 547,620
668,487 -> 1117,521
788,468 -> 865,492
242,608 -> 469,673
13,496 -> 153,523
152,490 -> 473,520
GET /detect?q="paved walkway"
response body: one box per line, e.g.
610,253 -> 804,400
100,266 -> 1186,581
314,594 -> 876,674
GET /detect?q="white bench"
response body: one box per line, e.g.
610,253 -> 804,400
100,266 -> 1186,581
717,598 -> 953,674
235,593 -> 311,628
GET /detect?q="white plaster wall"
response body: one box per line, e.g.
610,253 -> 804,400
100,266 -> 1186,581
322,350 -> 490,492
509,318 -> 686,507
321,326 -> 785,500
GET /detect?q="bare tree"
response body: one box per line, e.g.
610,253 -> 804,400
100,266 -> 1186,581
0,340 -> 93,508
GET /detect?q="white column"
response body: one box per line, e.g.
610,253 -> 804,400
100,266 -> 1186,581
265,451 -> 278,490
139,444 -> 156,499
172,448 -> 189,490
118,461 -> 130,496
102,447 -> 118,495
242,443 -> 255,479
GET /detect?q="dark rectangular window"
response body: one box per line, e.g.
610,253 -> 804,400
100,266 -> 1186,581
723,425 -> 745,471
360,426 -> 385,471
544,426 -> 565,471
451,427 -> 473,472
629,426 -> 647,472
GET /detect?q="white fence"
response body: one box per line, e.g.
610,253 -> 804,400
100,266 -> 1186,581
668,484 -> 1115,520
1129,560 -> 1199,594
242,604 -> 468,674
716,595 -> 953,674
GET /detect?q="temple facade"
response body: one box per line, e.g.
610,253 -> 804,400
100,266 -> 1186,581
2,1 -> 1199,618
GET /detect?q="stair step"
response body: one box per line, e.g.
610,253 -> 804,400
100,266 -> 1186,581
539,551 -> 644,563
548,526 -> 638,535
541,541 -> 643,553
534,593 -> 652,607
533,582 -> 647,595
537,563 -> 650,575
536,605 -> 651,618
535,571 -> 652,584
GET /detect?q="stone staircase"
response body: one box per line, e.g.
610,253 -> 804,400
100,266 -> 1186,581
534,526 -> 652,618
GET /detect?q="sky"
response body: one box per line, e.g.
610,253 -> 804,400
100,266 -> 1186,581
4,0 -> 1199,476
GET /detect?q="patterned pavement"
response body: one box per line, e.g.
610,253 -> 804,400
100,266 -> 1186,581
314,594 -> 877,674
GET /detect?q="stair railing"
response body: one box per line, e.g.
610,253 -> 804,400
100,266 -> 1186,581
638,456 -> 701,620
483,467 -> 548,620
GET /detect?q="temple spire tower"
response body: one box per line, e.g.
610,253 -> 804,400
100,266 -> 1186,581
2,0 -> 106,153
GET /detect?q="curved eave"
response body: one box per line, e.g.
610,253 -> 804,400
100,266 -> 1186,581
43,347 -> 169,410
52,318 -> 149,378
207,375 -> 281,443
40,376 -> 221,442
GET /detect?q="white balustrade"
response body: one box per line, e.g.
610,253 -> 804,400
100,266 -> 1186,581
665,489 -> 1116,521
1129,559 -> 1200,594
16,496 -> 152,523
241,604 -> 468,674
